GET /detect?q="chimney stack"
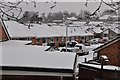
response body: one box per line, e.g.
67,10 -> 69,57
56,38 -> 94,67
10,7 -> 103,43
32,37 -> 37,45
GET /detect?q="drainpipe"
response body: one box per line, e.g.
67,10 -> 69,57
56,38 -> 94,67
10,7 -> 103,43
60,76 -> 63,80
65,20 -> 68,52
115,69 -> 117,80
73,53 -> 79,80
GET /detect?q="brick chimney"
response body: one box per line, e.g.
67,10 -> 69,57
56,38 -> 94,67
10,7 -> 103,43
32,37 -> 37,45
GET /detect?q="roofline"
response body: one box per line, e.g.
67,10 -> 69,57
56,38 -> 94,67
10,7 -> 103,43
79,64 -> 120,72
2,70 -> 73,77
0,17 -> 11,40
1,66 -> 74,74
94,36 -> 120,52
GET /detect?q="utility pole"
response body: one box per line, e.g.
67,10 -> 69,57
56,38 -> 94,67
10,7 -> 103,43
65,20 -> 68,52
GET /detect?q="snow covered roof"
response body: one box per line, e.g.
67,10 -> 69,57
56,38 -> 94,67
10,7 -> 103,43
0,40 -> 76,70
73,21 -> 103,26
110,28 -> 120,34
94,36 -> 120,52
80,63 -> 120,71
89,21 -> 103,25
67,26 -> 93,36
67,17 -> 77,21
100,15 -> 110,20
4,21 -> 35,38
93,27 -> 103,33
85,44 -> 103,51
100,55 -> 109,60
49,25 -> 93,37
30,24 -> 63,37
77,49 -> 120,71
72,21 -> 86,26
3,21 -> 93,38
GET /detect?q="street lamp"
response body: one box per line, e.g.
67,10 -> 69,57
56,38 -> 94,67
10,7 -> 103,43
65,20 -> 69,52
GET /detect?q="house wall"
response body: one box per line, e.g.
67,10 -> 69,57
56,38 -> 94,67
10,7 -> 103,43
0,22 -> 8,41
78,64 -> 120,80
2,75 -> 74,80
108,29 -> 118,40
31,37 -> 63,47
13,35 -> 93,47
98,40 -> 120,66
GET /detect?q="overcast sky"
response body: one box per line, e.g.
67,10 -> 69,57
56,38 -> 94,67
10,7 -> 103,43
2,0 -> 117,17
5,0 -> 120,2
18,2 -> 112,16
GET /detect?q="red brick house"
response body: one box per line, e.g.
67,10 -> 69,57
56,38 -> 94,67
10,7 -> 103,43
78,63 -> 120,80
100,28 -> 120,41
3,21 -> 93,47
94,36 -> 120,66
0,18 -> 10,41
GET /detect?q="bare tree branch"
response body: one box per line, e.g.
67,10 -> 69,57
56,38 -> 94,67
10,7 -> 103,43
101,0 -> 120,10
0,8 -> 19,21
90,1 -> 102,16
85,0 -> 120,16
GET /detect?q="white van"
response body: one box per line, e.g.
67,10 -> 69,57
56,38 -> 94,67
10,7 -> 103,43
74,44 -> 89,55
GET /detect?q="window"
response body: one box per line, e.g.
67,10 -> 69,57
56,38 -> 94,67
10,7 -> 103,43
56,37 -> 59,41
104,34 -> 108,37
37,38 -> 40,42
50,37 -> 54,42
43,38 -> 46,43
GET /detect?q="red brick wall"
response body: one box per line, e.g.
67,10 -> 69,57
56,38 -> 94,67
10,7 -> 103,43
0,22 -> 8,41
77,36 -> 81,43
98,40 -> 120,66
79,64 -> 120,80
58,37 -> 62,44
47,38 -> 50,44
39,38 -> 43,45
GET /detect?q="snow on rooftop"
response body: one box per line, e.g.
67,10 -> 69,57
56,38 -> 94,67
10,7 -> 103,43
4,21 -> 93,38
85,44 -> 103,51
110,28 -> 120,34
100,15 -> 110,20
52,25 -> 93,37
31,24 -> 63,37
68,26 -> 93,36
80,63 -> 120,71
0,40 -> 75,70
73,21 -> 103,26
78,50 -> 120,71
4,21 -> 35,38
100,55 -> 108,60
89,21 -> 103,25
67,17 -> 77,21
78,51 -> 94,64
92,27 -> 103,33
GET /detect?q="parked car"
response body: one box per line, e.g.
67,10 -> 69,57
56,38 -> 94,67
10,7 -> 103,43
67,40 -> 78,47
88,38 -> 100,44
74,44 -> 89,56
59,47 -> 74,52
